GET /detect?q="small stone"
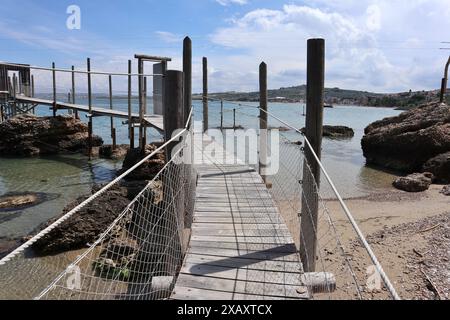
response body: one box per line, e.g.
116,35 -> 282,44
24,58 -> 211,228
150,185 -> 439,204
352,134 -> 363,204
393,173 -> 434,192
440,185 -> 450,196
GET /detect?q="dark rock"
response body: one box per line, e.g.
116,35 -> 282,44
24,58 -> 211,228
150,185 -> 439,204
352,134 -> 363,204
0,237 -> 21,259
0,114 -> 103,157
393,172 -> 434,192
100,144 -> 130,160
323,125 -> 354,138
422,152 -> 450,184
31,184 -> 130,255
440,185 -> 450,196
301,125 -> 354,138
362,102 -> 450,172
120,145 -> 165,181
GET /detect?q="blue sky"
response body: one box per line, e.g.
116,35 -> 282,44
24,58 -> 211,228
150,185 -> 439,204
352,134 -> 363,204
0,0 -> 449,93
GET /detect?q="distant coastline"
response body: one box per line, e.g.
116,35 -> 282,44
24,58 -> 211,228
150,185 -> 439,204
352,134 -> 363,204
193,85 -> 449,110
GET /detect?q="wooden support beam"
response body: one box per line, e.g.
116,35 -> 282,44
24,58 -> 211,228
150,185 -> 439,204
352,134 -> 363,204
164,70 -> 184,158
184,37 -> 192,126
220,100 -> 224,130
87,58 -> 93,160
163,70 -> 185,258
300,38 -> 325,273
138,58 -> 144,153
71,66 -> 78,119
143,76 -> 148,149
202,57 -> 208,132
31,75 -> 34,98
259,62 -> 268,183
109,75 -> 116,150
128,60 -> 134,149
52,62 -> 56,117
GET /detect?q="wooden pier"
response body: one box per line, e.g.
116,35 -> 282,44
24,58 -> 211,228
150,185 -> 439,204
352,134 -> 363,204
15,95 -> 164,131
171,133 -> 309,300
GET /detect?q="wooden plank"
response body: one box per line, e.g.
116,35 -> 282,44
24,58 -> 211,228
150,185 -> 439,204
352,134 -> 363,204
172,286 -> 271,300
190,235 -> 294,245
180,263 -> 302,286
172,130 -> 307,300
185,254 -> 303,273
176,274 -> 309,299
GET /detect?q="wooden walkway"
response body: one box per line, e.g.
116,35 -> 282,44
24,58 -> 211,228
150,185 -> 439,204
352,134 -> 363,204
171,132 -> 309,300
15,96 -> 164,131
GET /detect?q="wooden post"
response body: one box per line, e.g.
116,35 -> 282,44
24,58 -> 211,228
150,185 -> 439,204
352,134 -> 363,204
52,62 -> 56,117
184,37 -> 192,125
164,70 -> 184,158
163,70 -> 186,266
300,38 -> 325,273
143,76 -> 148,149
12,74 -> 17,100
127,60 -> 134,149
259,62 -> 268,183
31,75 -> 35,98
8,76 -> 12,97
87,58 -> 93,160
71,66 -> 78,119
12,74 -> 17,116
109,75 -> 116,150
440,56 -> 450,103
202,57 -> 208,132
67,92 -> 72,116
220,99 -> 224,130
138,58 -> 144,153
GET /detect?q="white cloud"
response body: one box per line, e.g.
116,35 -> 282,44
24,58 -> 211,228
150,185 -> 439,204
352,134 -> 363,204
216,0 -> 248,6
155,31 -> 182,43
207,2 -> 450,93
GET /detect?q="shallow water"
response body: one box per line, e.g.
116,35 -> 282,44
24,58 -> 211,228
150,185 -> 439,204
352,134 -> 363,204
0,98 -> 401,241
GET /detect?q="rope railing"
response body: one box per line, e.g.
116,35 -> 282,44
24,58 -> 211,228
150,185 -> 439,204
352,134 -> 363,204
0,108 -> 195,300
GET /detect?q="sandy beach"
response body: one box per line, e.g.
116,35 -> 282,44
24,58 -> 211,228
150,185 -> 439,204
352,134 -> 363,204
279,184 -> 449,300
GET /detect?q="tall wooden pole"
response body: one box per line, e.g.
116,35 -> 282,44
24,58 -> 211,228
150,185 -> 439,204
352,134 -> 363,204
143,76 -> 148,149
220,99 -> 224,130
164,70 -> 184,159
52,62 -> 56,117
440,56 -> 450,103
128,60 -> 134,149
138,58 -> 144,153
31,75 -> 35,98
163,69 -> 185,261
109,75 -> 116,150
300,38 -> 325,273
87,58 -> 93,160
71,66 -> 78,119
183,37 -> 192,126
202,57 -> 208,132
259,62 -> 268,183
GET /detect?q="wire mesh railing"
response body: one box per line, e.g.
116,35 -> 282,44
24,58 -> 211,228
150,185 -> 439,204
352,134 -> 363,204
203,100 -> 400,300
0,110 -> 196,300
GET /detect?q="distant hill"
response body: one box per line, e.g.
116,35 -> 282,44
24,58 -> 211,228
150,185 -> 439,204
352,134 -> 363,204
193,85 -> 449,110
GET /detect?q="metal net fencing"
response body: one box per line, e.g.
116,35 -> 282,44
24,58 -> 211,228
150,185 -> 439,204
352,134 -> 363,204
0,114 -> 196,300
205,100 -> 399,300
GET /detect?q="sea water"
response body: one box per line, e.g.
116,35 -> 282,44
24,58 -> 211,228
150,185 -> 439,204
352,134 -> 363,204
0,97 -> 401,240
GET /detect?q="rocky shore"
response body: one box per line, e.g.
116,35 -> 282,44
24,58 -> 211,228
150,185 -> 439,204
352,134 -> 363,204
362,102 -> 450,190
0,114 -> 103,157
28,145 -> 166,256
